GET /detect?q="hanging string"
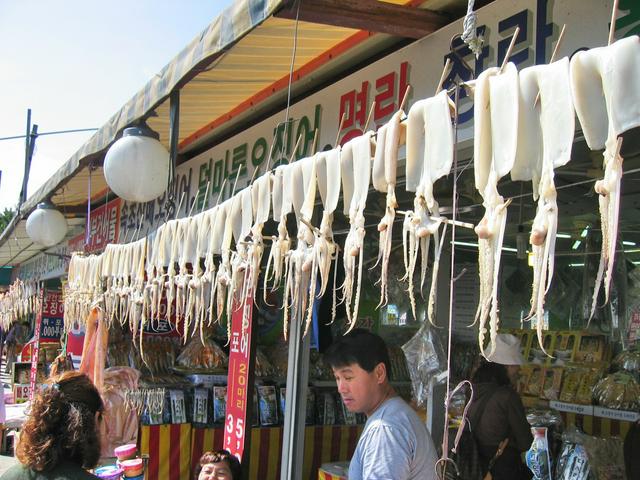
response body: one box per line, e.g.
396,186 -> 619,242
461,0 -> 483,58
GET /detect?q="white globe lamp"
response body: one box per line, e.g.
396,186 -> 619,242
103,125 -> 169,203
26,202 -> 68,247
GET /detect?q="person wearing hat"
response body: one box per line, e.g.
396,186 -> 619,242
468,334 -> 533,480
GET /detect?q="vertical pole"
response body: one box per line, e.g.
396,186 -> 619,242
168,91 -> 180,215
280,285 -> 311,480
19,109 -> 32,209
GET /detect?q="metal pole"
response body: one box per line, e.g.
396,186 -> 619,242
280,286 -> 311,480
19,109 -> 32,209
167,90 -> 180,217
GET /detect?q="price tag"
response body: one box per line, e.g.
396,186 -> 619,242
593,406 -> 640,422
170,390 -> 187,424
549,400 -> 594,416
193,388 -> 209,424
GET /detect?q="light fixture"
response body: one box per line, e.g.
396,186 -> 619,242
103,124 -> 169,203
516,224 -> 528,259
26,202 -> 68,247
556,233 -> 572,239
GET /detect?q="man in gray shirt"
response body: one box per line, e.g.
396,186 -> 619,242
324,329 -> 438,480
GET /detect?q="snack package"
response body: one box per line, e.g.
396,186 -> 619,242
541,367 -> 563,400
524,366 -> 545,397
574,368 -> 602,405
212,386 -> 227,424
176,336 -> 228,371
257,385 -> 278,426
583,434 -> 626,480
592,371 -> 640,410
526,427 -> 552,480
316,391 -> 337,425
192,388 -> 210,426
556,442 -> 590,480
559,368 -> 583,403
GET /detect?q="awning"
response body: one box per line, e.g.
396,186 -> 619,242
0,0 -> 461,267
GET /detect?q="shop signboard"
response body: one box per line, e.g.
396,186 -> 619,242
15,243 -> 70,282
69,198 -> 122,253
223,277 -> 256,461
118,0 -> 623,238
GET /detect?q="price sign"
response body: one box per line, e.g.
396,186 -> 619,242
223,277 -> 255,461
40,317 -> 64,341
193,388 -> 209,424
170,390 -> 187,424
29,290 -> 46,403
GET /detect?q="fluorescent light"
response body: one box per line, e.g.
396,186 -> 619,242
623,241 -> 636,246
569,263 -> 585,267
556,233 -> 572,239
572,240 -> 582,250
634,261 -> 640,265
452,241 -> 518,253
453,241 -> 479,248
580,227 -> 589,238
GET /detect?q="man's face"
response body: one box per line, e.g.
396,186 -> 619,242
332,362 -> 385,417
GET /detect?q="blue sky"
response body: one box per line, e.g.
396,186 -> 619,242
0,0 -> 232,211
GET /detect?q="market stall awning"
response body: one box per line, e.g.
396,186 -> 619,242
0,0 -> 463,268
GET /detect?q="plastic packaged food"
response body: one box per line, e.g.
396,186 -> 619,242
592,371 -> 640,410
612,348 -> 640,378
526,427 -> 552,480
257,385 -> 278,426
176,336 -> 228,371
94,466 -> 124,480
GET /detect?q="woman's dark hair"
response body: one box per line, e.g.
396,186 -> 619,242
194,450 -> 242,480
323,328 -> 391,378
16,371 -> 103,472
471,358 -> 512,386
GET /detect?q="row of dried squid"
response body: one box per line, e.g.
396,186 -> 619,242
0,279 -> 41,329
62,37 -> 638,356
472,36 -> 639,357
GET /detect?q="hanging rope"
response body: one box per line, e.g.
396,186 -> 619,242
461,0 -> 483,59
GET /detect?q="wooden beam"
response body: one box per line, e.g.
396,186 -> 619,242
275,0 -> 450,39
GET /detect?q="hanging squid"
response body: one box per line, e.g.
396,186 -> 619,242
472,62 -> 519,358
372,110 -> 405,308
340,131 -> 374,332
570,36 -> 640,322
511,57 -> 574,353
282,156 -> 318,338
314,148 -> 342,322
403,90 -> 454,325
264,165 -> 293,298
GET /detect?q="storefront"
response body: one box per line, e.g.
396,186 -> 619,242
1,0 -> 638,479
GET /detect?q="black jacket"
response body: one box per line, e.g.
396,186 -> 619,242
469,382 -> 533,480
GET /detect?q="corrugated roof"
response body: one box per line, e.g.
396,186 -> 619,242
0,0 -> 461,267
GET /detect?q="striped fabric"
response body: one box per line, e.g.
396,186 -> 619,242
139,424 -> 193,480
143,424 -> 363,480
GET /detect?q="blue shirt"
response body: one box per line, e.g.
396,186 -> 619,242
349,396 -> 438,480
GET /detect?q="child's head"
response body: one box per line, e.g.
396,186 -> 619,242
194,450 -> 241,480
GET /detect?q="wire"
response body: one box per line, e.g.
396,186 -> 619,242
282,0 -> 302,138
0,127 -> 98,142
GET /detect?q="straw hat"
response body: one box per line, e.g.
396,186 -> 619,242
484,334 -> 524,365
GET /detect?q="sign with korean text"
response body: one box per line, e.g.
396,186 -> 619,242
85,198 -> 121,252
223,279 -> 255,461
29,290 -> 45,403
40,290 -> 64,341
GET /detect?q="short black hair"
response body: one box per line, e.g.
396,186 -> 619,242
323,328 -> 391,378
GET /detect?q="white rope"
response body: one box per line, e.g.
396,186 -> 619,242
461,0 -> 483,59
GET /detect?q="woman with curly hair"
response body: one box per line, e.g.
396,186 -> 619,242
1,371 -> 104,479
193,450 -> 242,480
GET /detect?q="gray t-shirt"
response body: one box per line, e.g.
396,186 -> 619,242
348,396 -> 438,480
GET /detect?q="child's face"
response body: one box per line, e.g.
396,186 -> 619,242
198,461 -> 233,480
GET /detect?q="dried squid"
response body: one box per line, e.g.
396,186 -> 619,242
315,148 -> 342,322
472,63 -> 519,358
283,156 -> 318,338
570,36 -> 640,321
404,90 -> 454,325
512,57 -> 574,353
372,110 -> 405,308
340,131 -> 374,331
264,165 -> 293,297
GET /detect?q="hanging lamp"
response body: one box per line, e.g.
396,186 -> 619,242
103,123 -> 169,203
26,201 -> 68,247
